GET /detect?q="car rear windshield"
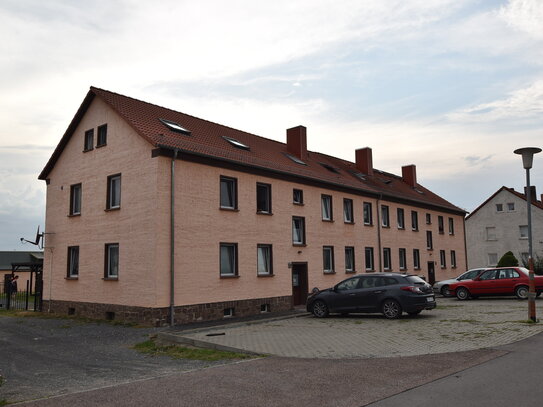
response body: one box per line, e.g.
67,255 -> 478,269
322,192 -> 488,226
406,276 -> 427,285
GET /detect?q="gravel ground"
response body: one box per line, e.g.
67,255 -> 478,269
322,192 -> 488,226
0,316 -> 245,404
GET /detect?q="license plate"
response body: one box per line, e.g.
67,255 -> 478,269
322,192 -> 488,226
426,296 -> 434,302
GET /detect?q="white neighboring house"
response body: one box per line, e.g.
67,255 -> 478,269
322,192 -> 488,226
466,186 -> 543,269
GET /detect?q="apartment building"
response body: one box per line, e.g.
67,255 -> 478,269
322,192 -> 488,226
466,186 -> 543,268
39,87 -> 466,325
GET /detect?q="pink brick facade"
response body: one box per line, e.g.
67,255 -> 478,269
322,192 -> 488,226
40,88 -> 466,325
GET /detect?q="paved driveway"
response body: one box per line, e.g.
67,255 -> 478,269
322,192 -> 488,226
161,297 -> 543,358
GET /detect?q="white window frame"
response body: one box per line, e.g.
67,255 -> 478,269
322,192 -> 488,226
105,243 -> 119,278
345,246 -> 355,272
383,247 -> 391,271
323,246 -> 335,273
363,202 -> 373,225
107,174 -> 121,210
70,183 -> 82,215
399,248 -> 406,270
321,195 -> 333,221
257,244 -> 272,276
220,176 -> 237,209
440,250 -> 446,269
365,247 -> 374,271
220,243 -> 237,276
381,205 -> 390,227
67,246 -> 79,278
292,217 -> 305,245
343,198 -> 354,223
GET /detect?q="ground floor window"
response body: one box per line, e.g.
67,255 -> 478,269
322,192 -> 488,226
383,248 -> 391,271
345,247 -> 355,273
323,246 -> 335,273
105,243 -> 119,278
67,246 -> 79,278
257,244 -> 273,276
365,247 -> 374,271
220,243 -> 238,276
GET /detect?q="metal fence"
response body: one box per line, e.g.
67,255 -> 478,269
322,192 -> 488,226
0,279 -> 42,311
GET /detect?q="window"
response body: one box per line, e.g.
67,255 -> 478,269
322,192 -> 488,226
426,213 -> 432,224
451,250 -> 457,268
97,124 -> 107,146
257,245 -> 273,276
381,205 -> 390,227
292,216 -> 306,245
363,202 -> 373,225
256,183 -> 271,214
411,211 -> 419,231
293,189 -> 303,205
507,202 -> 515,211
448,218 -> 454,235
438,216 -> 444,234
337,276 -> 361,291
220,243 -> 238,276
413,249 -> 420,270
220,176 -> 237,209
343,199 -> 354,223
383,248 -> 392,271
397,208 -> 405,229
496,204 -> 503,212
107,174 -> 121,209
321,195 -> 333,221
67,246 -> 79,278
486,227 -> 497,241
426,231 -> 433,250
399,248 -> 407,270
365,247 -> 374,271
440,250 -> 446,268
223,136 -> 250,150
285,153 -> 307,165
519,225 -> 528,239
84,129 -> 94,151
159,118 -> 191,135
105,243 -> 119,278
488,253 -> 498,266
323,246 -> 335,273
70,183 -> 82,215
345,247 -> 355,272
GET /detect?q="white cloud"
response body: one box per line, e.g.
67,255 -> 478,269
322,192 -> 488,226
499,0 -> 543,40
447,80 -> 543,122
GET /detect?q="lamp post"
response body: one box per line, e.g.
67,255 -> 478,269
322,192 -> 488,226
514,147 -> 541,322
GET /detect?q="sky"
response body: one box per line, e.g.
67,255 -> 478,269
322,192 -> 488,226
1,0 -> 543,250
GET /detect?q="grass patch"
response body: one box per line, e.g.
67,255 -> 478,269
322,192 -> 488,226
133,339 -> 255,361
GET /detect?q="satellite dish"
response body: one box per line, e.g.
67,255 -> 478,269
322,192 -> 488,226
20,226 -> 44,248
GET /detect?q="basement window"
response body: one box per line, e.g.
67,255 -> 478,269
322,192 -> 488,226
223,307 -> 235,318
223,136 -> 250,150
159,118 -> 191,135
285,153 -> 306,165
260,304 -> 270,313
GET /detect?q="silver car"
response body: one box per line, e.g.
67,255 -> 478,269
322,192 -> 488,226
433,268 -> 487,296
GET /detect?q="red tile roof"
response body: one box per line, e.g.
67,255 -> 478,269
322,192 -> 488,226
466,186 -> 543,220
39,87 -> 465,214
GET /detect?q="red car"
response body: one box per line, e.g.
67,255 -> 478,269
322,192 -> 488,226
449,267 -> 543,300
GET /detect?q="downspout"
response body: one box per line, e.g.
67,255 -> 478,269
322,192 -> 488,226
376,194 -> 382,272
170,149 -> 178,326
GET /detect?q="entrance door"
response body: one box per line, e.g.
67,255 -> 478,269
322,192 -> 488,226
427,261 -> 436,285
292,263 -> 308,306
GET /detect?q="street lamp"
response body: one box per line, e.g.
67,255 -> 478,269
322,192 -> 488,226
514,147 -> 542,322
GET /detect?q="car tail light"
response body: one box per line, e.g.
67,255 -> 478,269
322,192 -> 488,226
401,286 -> 423,294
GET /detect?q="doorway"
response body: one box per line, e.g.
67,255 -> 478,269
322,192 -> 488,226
291,263 -> 308,306
427,261 -> 436,285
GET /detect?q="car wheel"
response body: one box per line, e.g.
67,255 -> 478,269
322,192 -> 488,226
407,310 -> 422,316
440,286 -> 450,297
311,300 -> 329,318
456,287 -> 470,300
382,299 -> 402,319
515,285 -> 529,300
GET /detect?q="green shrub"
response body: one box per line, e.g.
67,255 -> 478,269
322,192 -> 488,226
521,254 -> 543,276
497,251 -> 519,267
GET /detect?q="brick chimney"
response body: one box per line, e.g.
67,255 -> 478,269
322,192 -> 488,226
355,147 -> 373,176
524,186 -> 537,202
286,126 -> 307,161
402,165 -> 417,187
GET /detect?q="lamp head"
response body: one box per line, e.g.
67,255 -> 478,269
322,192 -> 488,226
514,147 -> 542,169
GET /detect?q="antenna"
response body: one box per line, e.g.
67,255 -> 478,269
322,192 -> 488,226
20,226 -> 45,249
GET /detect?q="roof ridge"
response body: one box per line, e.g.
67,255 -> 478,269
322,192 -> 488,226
90,86 -> 289,148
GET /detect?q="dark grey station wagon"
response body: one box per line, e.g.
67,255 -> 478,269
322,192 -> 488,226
306,273 -> 436,319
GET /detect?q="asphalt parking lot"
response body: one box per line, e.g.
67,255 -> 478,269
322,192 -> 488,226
2,297 -> 543,405
162,297 -> 543,358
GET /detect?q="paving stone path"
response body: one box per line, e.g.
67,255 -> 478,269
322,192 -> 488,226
163,297 -> 543,358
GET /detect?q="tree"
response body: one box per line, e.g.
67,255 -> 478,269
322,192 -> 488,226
520,254 -> 543,276
497,251 -> 519,267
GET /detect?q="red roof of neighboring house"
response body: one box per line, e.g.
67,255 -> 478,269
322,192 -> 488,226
466,186 -> 543,220
39,87 -> 465,214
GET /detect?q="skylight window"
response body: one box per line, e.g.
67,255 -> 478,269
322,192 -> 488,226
382,179 -> 392,185
319,163 -> 340,174
222,136 -> 250,150
414,188 -> 425,194
159,118 -> 191,135
284,153 -> 307,165
351,172 -> 366,181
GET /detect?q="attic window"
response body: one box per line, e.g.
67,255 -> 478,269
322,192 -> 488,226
223,136 -> 250,150
159,118 -> 191,135
351,172 -> 366,181
382,179 -> 392,185
319,163 -> 340,174
414,188 -> 424,194
285,153 -> 307,165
